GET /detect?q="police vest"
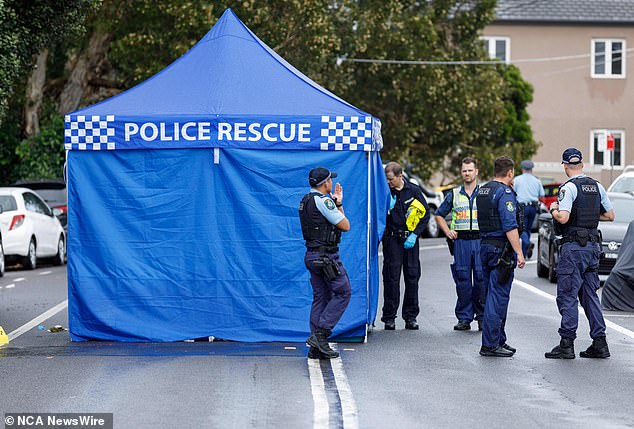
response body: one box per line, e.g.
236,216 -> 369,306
560,176 -> 600,236
298,192 -> 342,250
450,187 -> 479,231
476,181 -> 504,233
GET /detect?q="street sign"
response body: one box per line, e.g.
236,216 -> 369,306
607,134 -> 615,151
597,130 -> 607,152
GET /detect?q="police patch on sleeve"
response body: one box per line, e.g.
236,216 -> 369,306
505,188 -> 512,193
506,201 -> 515,212
558,189 -> 565,202
324,198 -> 336,210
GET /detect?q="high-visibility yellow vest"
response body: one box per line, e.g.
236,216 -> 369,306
450,187 -> 479,231
406,199 -> 427,232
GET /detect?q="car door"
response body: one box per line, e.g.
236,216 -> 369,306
23,192 -> 56,256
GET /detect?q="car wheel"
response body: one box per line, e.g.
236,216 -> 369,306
53,235 -> 65,266
0,240 -> 4,277
423,207 -> 440,238
548,243 -> 557,284
24,238 -> 37,270
536,237 -> 548,278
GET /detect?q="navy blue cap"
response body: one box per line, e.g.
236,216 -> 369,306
309,167 -> 337,187
520,160 -> 534,170
561,148 -> 583,164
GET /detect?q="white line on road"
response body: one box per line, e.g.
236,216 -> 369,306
308,358 -> 330,428
39,271 -> 52,275
5,284 -> 15,289
513,279 -> 634,340
330,357 -> 359,429
7,300 -> 68,341
14,278 -> 25,282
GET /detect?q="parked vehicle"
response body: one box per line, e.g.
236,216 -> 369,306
607,166 -> 634,194
0,187 -> 66,269
539,183 -> 561,210
536,192 -> 634,283
10,179 -> 67,233
0,209 -> 4,277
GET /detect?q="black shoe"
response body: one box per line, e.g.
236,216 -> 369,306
477,320 -> 483,331
308,346 -> 327,359
454,321 -> 471,331
545,337 -> 575,359
405,320 -> 419,330
501,343 -> 516,354
384,320 -> 396,330
479,346 -> 514,357
306,329 -> 339,359
527,243 -> 535,259
580,337 -> 610,358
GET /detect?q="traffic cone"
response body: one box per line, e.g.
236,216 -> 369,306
0,326 -> 8,345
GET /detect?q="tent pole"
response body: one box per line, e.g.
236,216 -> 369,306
366,151 -> 372,330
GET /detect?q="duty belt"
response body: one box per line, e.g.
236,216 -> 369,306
386,229 -> 410,239
307,245 -> 339,254
456,230 -> 480,240
561,231 -> 601,246
481,237 -> 508,249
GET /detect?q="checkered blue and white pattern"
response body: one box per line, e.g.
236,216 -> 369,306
320,116 -> 373,151
64,115 -> 116,150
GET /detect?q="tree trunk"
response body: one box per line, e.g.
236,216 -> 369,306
23,49 -> 49,138
59,30 -> 112,115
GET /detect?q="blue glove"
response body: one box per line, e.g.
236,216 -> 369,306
389,194 -> 397,210
404,233 -> 417,249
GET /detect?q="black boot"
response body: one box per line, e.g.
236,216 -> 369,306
308,346 -> 326,359
545,337 -> 575,359
580,336 -> 610,358
307,329 -> 339,359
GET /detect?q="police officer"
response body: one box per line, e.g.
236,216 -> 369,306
545,148 -> 615,359
477,156 -> 525,357
514,160 -> 545,259
382,162 -> 430,330
435,157 -> 484,331
299,167 -> 351,359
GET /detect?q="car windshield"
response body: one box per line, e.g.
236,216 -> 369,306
30,189 -> 67,206
611,198 -> 634,223
611,176 -> 634,193
0,195 -> 17,212
544,185 -> 559,197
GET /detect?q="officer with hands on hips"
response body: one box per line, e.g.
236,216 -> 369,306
299,167 -> 351,359
545,148 -> 615,359
477,156 -> 525,357
435,157 -> 484,331
382,161 -> 430,331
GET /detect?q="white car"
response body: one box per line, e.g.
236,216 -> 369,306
0,187 -> 66,270
607,165 -> 634,194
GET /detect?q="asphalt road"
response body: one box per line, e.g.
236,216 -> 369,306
1,239 -> 634,429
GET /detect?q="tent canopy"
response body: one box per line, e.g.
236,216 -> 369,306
65,8 -> 389,342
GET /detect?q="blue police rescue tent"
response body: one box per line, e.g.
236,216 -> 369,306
65,9 -> 389,342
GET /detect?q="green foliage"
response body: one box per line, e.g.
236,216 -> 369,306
14,100 -> 65,180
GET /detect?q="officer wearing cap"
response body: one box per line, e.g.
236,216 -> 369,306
477,156 -> 525,357
514,159 -> 545,259
299,167 -> 351,359
435,157 -> 484,331
382,162 -> 430,331
545,148 -> 615,359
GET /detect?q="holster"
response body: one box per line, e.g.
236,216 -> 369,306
496,243 -> 515,283
446,238 -> 455,256
313,255 -> 342,281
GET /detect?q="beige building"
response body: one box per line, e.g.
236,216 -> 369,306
483,0 -> 634,186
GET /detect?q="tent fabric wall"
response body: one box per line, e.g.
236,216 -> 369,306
68,148 -> 386,342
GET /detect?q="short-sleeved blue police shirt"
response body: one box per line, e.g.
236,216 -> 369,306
557,174 -> 613,213
311,189 -> 345,225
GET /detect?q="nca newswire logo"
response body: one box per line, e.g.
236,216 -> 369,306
64,115 -> 380,151
5,413 -> 113,429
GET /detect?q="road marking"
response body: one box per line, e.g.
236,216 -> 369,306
7,300 -> 68,341
15,278 -> 25,282
525,260 -> 537,265
307,344 -> 358,429
513,280 -> 634,340
420,245 -> 448,251
5,284 -> 15,289
39,271 -> 52,275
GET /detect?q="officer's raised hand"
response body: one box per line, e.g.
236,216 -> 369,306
331,182 -> 343,208
404,233 -> 417,249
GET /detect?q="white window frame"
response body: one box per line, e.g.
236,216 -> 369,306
480,36 -> 510,64
589,129 -> 626,169
591,39 -> 626,79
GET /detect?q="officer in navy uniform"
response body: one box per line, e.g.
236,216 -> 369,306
382,162 -> 430,330
545,148 -> 615,359
435,157 -> 484,331
477,156 -> 526,357
299,167 -> 351,359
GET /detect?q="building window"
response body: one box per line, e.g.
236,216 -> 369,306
592,39 -> 626,78
481,37 -> 510,63
591,130 -> 625,168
